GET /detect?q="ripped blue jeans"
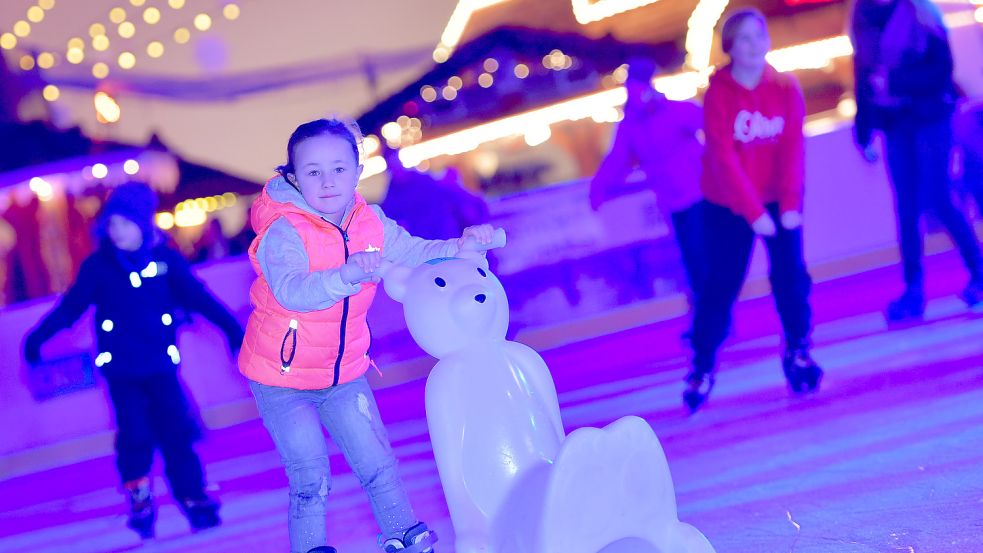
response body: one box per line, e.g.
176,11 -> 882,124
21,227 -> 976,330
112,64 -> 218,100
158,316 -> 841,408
249,376 -> 419,552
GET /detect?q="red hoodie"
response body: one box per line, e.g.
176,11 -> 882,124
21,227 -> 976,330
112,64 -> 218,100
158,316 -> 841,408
701,64 -> 805,223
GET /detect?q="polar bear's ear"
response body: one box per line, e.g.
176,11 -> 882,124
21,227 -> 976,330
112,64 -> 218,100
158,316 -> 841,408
382,264 -> 413,303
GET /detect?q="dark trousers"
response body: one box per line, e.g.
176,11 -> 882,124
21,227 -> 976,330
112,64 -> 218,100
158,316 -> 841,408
964,146 -> 983,216
107,372 -> 206,500
691,202 -> 813,373
671,201 -> 708,301
884,117 -> 982,289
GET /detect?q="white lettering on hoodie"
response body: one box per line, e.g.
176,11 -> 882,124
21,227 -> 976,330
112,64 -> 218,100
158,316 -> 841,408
733,110 -> 785,144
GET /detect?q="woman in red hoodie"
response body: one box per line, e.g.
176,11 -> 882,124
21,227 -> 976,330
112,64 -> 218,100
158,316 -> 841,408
684,8 -> 823,412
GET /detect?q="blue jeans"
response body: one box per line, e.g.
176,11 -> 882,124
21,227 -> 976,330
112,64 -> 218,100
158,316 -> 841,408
884,116 -> 982,288
249,376 -> 419,553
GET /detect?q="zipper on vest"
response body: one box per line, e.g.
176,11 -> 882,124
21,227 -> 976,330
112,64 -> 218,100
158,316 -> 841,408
280,319 -> 298,375
324,216 -> 353,388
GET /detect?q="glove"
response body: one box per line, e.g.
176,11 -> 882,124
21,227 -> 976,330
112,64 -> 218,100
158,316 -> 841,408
780,211 -> 803,230
860,143 -> 878,163
588,185 -> 605,211
24,333 -> 42,365
751,213 -> 777,237
226,329 -> 244,356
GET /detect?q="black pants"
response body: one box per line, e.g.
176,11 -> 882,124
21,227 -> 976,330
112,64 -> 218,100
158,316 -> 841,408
107,372 -> 206,500
884,117 -> 982,289
671,201 -> 708,302
964,144 -> 983,216
691,202 -> 813,373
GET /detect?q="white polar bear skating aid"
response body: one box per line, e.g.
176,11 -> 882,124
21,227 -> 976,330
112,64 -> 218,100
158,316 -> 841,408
382,234 -> 715,553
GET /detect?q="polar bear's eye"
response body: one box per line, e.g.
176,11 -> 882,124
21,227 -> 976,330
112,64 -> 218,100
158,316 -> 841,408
434,277 -> 447,287
477,268 -> 487,277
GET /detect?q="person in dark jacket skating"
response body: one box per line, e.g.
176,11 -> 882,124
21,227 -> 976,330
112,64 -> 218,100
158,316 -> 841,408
851,0 -> 983,320
23,182 -> 244,539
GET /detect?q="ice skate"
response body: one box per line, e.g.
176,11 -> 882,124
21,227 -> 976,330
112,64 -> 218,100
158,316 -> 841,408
886,288 -> 925,322
179,494 -> 221,531
783,346 -> 823,394
380,522 -> 437,553
960,276 -> 983,310
124,477 -> 155,540
683,370 -> 715,413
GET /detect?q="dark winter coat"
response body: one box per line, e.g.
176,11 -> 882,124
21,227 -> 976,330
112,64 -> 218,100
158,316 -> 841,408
850,0 -> 958,147
25,241 -> 243,379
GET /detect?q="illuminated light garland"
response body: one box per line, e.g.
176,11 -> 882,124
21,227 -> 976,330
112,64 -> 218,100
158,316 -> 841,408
175,204 -> 207,227
360,155 -> 388,180
109,7 -> 127,24
765,35 -> 853,72
118,51 -> 136,69
1,0 -> 60,46
92,62 -> 110,78
66,46 -> 84,64
685,0 -> 729,70
156,194 -> 239,228
29,177 -> 54,201
437,0 -> 671,58
42,84 -> 60,101
434,0 -> 979,76
435,0 -> 510,60
571,0 -> 661,24
167,345 -> 181,364
194,13 -> 212,31
36,51 -> 55,69
382,35 -> 871,170
943,9 -> 980,26
140,261 -> 159,278
398,87 -> 625,167
94,92 -> 121,123
156,212 -> 175,229
5,2 -> 242,79
13,20 -> 30,38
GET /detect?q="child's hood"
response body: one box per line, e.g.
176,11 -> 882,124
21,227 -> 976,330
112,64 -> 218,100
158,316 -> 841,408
250,174 -> 366,236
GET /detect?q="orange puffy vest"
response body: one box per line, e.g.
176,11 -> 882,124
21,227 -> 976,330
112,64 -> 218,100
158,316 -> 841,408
238,185 -> 383,390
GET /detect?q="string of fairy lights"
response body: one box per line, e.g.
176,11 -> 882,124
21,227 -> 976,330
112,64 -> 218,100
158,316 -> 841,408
1,0 -> 243,109
1,1 -> 248,229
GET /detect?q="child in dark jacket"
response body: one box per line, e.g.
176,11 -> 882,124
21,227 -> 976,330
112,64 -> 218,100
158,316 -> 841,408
23,182 -> 244,539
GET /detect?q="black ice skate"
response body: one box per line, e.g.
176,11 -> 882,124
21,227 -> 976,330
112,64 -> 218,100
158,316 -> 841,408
960,276 -> 983,309
381,522 -> 437,553
886,288 -> 925,322
124,477 -> 155,539
783,346 -> 823,394
179,494 -> 221,531
682,370 -> 715,413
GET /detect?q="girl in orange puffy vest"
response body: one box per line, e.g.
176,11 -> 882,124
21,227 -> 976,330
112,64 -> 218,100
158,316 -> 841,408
239,118 -> 497,553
